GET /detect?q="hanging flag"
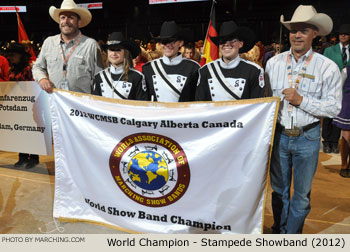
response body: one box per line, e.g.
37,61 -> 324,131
200,1 -> 219,66
16,11 -> 36,62
50,90 -> 279,234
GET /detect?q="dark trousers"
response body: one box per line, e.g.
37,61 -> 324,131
322,118 -> 341,146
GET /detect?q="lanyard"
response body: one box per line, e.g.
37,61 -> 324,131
286,51 -> 313,112
59,32 -> 82,78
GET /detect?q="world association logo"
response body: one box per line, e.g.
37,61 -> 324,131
109,133 -> 190,207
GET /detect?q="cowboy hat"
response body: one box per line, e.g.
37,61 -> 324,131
338,24 -> 350,34
107,32 -> 141,59
49,0 -> 92,28
281,5 -> 332,36
210,21 -> 256,53
154,21 -> 186,42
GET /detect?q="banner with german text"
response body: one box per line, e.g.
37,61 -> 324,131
50,90 -> 279,234
0,81 -> 52,155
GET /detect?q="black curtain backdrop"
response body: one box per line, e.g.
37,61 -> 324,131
0,0 -> 349,45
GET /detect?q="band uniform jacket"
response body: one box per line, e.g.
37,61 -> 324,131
142,54 -> 200,102
92,66 -> 148,100
195,57 -> 265,101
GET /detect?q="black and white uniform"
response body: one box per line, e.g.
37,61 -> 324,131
142,54 -> 200,102
93,65 -> 148,100
195,57 -> 265,101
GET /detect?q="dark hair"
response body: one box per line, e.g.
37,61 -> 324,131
184,42 -> 195,51
9,52 -> 30,75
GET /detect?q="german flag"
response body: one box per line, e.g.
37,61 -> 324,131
200,1 -> 218,66
16,10 -> 36,61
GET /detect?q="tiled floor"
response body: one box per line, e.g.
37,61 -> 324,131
0,150 -> 349,234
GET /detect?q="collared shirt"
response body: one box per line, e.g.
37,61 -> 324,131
266,48 -> 342,128
340,43 -> 349,62
161,53 -> 183,66
32,33 -> 103,94
218,56 -> 241,69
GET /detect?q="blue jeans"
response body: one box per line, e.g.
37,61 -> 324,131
270,124 -> 321,234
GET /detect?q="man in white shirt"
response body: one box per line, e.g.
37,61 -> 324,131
265,5 -> 342,233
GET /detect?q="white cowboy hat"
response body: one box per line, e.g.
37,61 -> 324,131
49,0 -> 92,28
281,5 -> 333,36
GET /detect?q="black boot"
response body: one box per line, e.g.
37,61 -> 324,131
14,158 -> 27,167
14,153 -> 29,167
323,142 -> 331,153
25,155 -> 39,169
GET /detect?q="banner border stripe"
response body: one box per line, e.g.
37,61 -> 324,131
58,217 -> 141,234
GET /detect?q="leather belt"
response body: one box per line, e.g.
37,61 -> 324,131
277,121 -> 320,137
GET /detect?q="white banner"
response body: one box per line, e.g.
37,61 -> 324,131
77,2 -> 103,9
0,6 -> 27,12
149,0 -> 208,4
0,82 -> 52,156
50,90 -> 279,234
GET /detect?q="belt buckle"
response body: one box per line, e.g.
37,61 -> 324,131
284,127 -> 300,137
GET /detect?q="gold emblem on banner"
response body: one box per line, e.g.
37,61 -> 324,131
109,133 -> 190,207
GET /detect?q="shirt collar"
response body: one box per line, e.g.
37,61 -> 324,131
161,53 -> 183,66
110,65 -> 123,74
59,31 -> 81,45
218,56 -> 241,69
288,47 -> 313,62
340,43 -> 349,50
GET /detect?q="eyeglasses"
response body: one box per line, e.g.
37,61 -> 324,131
160,39 -> 177,45
219,39 -> 239,46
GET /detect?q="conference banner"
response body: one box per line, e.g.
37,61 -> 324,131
0,81 -> 52,156
50,90 -> 279,234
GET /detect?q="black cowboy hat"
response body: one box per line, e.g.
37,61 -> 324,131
107,32 -> 141,59
6,43 -> 31,58
210,21 -> 256,53
338,24 -> 350,34
153,21 -> 186,42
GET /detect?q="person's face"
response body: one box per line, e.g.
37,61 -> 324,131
161,39 -> 184,59
339,33 -> 350,45
146,43 -> 152,50
289,23 -> 318,55
108,47 -> 125,67
274,43 -> 280,52
59,12 -> 81,38
183,48 -> 194,59
219,39 -> 243,61
9,52 -> 21,64
330,36 -> 337,44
